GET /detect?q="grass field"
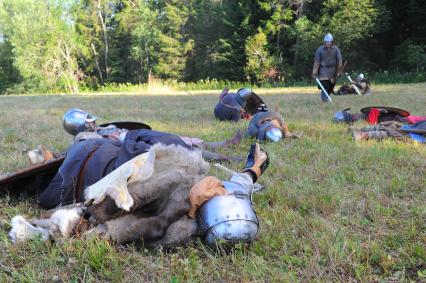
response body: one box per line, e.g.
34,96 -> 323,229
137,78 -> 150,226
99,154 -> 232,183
0,83 -> 425,282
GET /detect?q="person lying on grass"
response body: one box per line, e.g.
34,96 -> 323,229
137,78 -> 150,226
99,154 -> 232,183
10,143 -> 269,250
350,120 -> 426,143
30,108 -> 242,209
333,106 -> 426,125
213,87 -> 267,122
336,73 -> 371,96
246,106 -> 299,142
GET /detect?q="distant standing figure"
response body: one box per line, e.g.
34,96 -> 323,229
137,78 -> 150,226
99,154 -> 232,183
312,33 -> 343,103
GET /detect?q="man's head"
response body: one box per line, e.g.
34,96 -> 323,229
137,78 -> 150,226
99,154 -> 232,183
323,33 -> 334,48
63,108 -> 97,136
235,88 -> 253,107
357,73 -> 364,81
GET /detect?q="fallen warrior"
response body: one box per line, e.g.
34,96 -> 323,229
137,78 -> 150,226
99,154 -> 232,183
335,73 -> 371,96
9,143 -> 269,249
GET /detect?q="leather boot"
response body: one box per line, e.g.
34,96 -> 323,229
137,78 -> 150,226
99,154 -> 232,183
243,143 -> 269,183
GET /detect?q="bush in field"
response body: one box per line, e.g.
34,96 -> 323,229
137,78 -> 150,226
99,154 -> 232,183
370,69 -> 426,84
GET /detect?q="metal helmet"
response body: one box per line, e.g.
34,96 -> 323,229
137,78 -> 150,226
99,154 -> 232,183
265,127 -> 283,142
235,88 -> 253,107
324,33 -> 334,43
63,108 -> 97,136
198,181 -> 259,249
357,73 -> 364,80
333,110 -> 352,123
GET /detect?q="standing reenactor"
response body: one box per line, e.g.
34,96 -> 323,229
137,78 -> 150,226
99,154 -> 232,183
312,33 -> 343,103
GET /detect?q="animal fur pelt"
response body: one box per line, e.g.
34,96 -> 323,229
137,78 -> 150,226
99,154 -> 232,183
84,150 -> 155,211
9,144 -> 208,247
9,206 -> 83,244
85,143 -> 208,246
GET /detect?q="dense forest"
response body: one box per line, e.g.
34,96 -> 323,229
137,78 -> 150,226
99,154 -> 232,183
0,0 -> 425,93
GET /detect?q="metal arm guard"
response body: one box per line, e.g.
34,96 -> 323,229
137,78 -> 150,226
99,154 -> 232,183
198,180 -> 259,249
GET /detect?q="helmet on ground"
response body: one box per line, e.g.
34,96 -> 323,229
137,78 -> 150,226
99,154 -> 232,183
324,33 -> 334,43
235,88 -> 253,107
199,181 -> 259,249
357,73 -> 365,80
333,110 -> 352,123
265,127 -> 283,142
63,108 -> 97,136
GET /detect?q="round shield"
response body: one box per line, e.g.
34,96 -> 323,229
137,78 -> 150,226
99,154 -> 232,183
360,106 -> 410,117
0,157 -> 65,192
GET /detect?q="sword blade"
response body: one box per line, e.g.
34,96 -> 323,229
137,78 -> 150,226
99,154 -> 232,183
315,78 -> 332,102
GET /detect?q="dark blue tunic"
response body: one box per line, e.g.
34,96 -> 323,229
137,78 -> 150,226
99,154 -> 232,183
214,92 -> 242,122
38,129 -> 191,209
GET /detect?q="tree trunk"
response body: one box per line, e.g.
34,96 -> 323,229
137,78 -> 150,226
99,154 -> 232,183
293,0 -> 304,67
97,0 -> 109,80
91,43 -> 104,84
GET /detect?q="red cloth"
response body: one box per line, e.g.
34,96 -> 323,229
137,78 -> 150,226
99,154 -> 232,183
367,108 -> 380,124
406,115 -> 426,124
242,112 -> 252,120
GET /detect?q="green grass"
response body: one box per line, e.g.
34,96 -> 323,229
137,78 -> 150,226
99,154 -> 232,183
0,83 -> 425,282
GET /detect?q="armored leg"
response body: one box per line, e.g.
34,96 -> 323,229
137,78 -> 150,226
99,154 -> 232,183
361,125 -> 384,131
203,130 -> 243,150
366,130 -> 389,140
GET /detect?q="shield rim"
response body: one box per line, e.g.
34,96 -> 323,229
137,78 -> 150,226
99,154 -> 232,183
99,121 -> 152,130
1,121 -> 152,189
0,157 -> 65,187
360,106 -> 410,117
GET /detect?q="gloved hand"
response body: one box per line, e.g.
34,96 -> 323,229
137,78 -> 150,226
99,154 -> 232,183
312,73 -> 317,80
188,176 -> 227,218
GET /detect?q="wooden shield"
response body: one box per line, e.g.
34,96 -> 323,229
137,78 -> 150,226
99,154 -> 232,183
0,121 -> 152,193
0,157 -> 65,193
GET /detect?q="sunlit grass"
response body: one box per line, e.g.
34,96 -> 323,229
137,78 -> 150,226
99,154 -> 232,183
0,83 -> 425,281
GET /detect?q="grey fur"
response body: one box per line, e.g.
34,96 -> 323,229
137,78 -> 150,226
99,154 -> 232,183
86,144 -> 208,246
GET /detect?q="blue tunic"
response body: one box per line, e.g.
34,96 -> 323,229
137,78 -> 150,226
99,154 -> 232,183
214,92 -> 242,122
38,129 -> 191,209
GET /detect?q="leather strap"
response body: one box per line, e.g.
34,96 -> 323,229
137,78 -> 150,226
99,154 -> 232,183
75,147 -> 98,202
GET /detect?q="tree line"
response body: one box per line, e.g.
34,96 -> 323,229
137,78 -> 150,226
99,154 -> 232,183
0,0 -> 425,93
